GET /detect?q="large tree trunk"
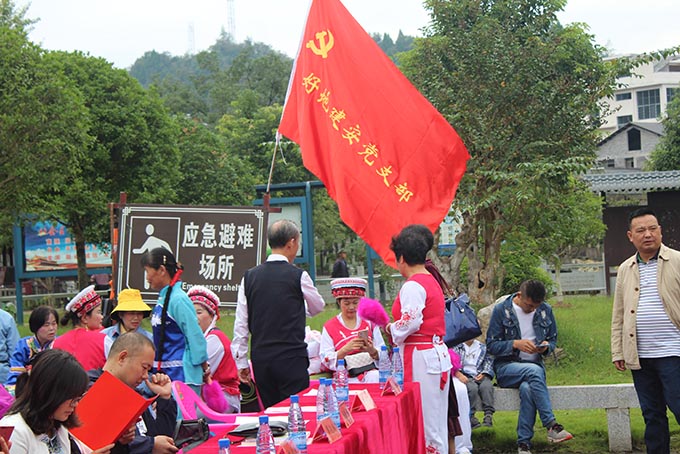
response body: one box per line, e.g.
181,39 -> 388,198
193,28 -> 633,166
431,212 -> 474,294
552,254 -> 564,304
72,222 -> 89,289
466,208 -> 505,306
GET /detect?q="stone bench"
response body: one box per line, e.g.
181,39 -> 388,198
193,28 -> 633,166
493,384 -> 640,452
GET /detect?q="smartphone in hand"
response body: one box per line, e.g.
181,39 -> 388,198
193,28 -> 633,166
357,329 -> 369,340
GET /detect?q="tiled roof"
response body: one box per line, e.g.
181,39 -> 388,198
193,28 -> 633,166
597,122 -> 664,147
583,170 -> 680,193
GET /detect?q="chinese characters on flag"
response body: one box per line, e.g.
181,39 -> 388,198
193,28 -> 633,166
278,0 -> 469,267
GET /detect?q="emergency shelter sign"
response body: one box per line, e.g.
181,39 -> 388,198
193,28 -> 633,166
115,204 -> 267,306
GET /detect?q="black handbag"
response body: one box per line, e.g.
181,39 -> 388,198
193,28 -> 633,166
173,418 -> 210,450
443,293 -> 482,347
228,419 -> 288,438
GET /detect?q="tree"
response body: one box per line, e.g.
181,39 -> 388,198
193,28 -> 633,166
43,51 -> 181,286
175,116 -> 256,206
527,176 -> 605,302
400,0 -> 614,305
0,0 -> 90,246
648,91 -> 680,170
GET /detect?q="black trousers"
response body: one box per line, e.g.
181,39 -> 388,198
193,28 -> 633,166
252,354 -> 310,409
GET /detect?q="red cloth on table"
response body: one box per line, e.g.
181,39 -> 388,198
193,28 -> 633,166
185,382 -> 425,454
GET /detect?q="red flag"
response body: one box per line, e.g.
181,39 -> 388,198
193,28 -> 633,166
278,0 -> 469,267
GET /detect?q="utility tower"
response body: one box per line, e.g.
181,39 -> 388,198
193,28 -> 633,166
226,0 -> 236,40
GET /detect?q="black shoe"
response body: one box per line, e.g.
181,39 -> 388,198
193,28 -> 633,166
470,416 -> 481,429
517,442 -> 532,454
482,414 -> 493,427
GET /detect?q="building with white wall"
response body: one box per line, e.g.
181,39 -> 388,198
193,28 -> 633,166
596,55 -> 680,171
600,55 -> 680,134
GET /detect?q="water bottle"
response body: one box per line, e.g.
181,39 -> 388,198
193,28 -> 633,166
287,395 -> 308,454
324,378 -> 341,429
255,415 -> 276,454
335,358 -> 349,402
379,345 -> 391,389
316,378 -> 327,423
391,346 -> 404,387
218,438 -> 231,454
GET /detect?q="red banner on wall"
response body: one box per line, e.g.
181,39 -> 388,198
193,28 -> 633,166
278,0 -> 469,267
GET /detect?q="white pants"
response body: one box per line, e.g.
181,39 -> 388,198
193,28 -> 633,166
453,376 -> 473,454
411,348 -> 451,454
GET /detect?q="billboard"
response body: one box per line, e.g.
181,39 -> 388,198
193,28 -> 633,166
116,204 -> 267,306
23,221 -> 111,272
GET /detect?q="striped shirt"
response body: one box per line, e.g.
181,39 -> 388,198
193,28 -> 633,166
636,258 -> 680,358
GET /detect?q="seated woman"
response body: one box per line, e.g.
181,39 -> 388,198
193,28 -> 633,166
320,278 -> 385,383
6,306 -> 58,386
188,286 -> 241,413
53,285 -> 106,371
0,349 -> 113,453
101,288 -> 153,357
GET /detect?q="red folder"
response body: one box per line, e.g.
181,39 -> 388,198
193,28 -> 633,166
70,371 -> 156,450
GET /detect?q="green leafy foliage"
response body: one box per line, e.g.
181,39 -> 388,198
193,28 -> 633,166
0,3 -> 90,244
400,0 -> 615,304
648,90 -> 680,170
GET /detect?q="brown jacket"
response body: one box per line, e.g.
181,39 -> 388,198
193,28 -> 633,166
611,244 -> 680,370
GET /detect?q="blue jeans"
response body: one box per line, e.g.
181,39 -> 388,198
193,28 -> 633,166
495,361 -> 556,446
631,357 -> 680,454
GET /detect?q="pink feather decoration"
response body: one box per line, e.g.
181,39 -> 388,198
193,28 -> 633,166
358,297 -> 390,327
201,378 -> 228,413
449,349 -> 462,373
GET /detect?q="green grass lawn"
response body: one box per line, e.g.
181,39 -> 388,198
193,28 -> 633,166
19,294 -> 680,452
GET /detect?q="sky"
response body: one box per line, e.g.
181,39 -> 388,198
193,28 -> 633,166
18,0 -> 680,69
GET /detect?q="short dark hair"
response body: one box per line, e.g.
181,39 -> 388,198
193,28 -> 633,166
28,306 -> 58,334
9,349 -> 88,434
390,224 -> 434,266
108,332 -> 155,359
628,208 -> 658,229
519,280 -> 546,303
140,247 -> 182,278
267,220 -> 300,249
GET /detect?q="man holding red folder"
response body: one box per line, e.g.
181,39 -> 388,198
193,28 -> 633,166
88,332 -> 178,454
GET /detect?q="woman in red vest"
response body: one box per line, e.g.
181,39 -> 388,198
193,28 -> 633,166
320,277 -> 385,383
189,286 -> 241,413
385,225 -> 454,454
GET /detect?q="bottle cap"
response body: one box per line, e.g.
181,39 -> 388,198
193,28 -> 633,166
393,346 -> 400,352
338,358 -> 345,366
259,415 -> 269,424
381,345 -> 387,351
290,394 -> 299,403
218,438 -> 231,448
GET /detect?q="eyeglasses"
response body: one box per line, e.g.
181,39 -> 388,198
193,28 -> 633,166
633,225 -> 659,235
69,392 -> 87,407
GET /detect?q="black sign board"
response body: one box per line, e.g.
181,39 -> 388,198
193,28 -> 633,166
115,204 -> 267,306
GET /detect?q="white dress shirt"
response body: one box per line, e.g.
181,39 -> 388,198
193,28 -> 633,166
231,254 -> 325,369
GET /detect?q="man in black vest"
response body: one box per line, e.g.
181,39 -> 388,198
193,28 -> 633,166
231,219 -> 326,408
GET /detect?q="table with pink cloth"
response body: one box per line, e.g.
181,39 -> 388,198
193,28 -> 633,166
186,382 -> 425,454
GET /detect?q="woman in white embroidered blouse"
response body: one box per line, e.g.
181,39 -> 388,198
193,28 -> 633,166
320,278 -> 385,382
0,349 -> 113,454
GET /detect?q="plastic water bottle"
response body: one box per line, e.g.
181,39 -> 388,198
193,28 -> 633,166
218,438 -> 231,454
391,346 -> 404,387
255,415 -> 276,454
379,345 -> 391,389
335,358 -> 349,402
287,395 -> 308,454
324,378 -> 341,429
316,378 -> 327,423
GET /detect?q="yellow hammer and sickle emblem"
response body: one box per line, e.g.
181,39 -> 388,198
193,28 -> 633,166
306,30 -> 334,58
